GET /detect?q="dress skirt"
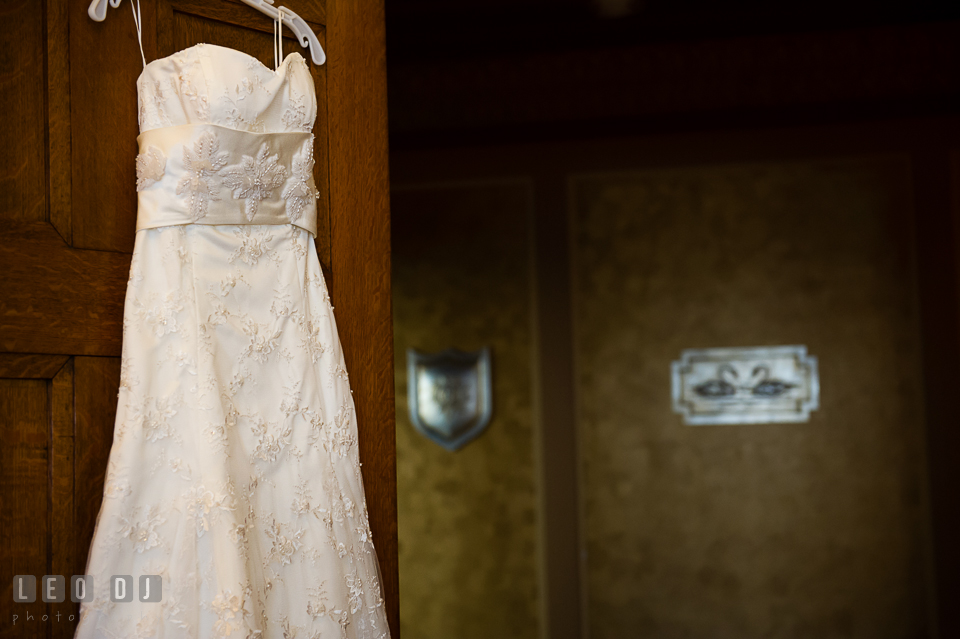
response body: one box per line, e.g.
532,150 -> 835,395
74,223 -> 388,639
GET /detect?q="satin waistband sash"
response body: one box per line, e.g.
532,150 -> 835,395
136,123 -> 318,236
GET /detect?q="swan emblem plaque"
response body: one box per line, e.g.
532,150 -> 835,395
671,345 -> 819,425
407,347 -> 493,451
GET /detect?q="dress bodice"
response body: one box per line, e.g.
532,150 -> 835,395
134,43 -> 320,236
136,43 -> 317,134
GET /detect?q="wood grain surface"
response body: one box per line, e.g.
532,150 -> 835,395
327,0 -> 400,634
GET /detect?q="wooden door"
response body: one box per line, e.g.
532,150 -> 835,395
0,0 -> 398,636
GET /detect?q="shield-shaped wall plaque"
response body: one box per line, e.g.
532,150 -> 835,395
406,347 -> 493,451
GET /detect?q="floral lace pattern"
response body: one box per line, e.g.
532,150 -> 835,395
221,143 -> 289,221
76,225 -> 389,639
140,128 -> 318,228
136,146 -> 166,191
177,132 -> 229,221
135,43 -> 317,136
283,140 -> 319,222
135,43 -> 319,230
281,86 -> 313,132
78,42 -> 388,639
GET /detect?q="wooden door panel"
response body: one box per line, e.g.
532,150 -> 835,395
0,376 -> 52,637
1,0 -> 130,357
0,1 -> 47,226
0,224 -> 129,356
0,355 -> 77,639
69,0 -> 148,253
51,358 -> 79,639
171,0 -> 326,28
47,0 -> 72,242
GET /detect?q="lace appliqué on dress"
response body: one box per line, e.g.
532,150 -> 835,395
86,41 -> 391,638
178,72 -> 211,120
150,80 -> 171,126
136,146 -> 167,191
281,87 -> 313,132
282,140 -> 318,223
119,505 -> 167,553
177,132 -> 229,221
221,143 -> 289,221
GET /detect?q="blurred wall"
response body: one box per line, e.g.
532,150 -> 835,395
387,4 -> 960,629
571,157 -> 934,637
391,182 -> 542,639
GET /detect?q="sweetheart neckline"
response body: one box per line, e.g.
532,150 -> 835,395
136,42 -> 304,85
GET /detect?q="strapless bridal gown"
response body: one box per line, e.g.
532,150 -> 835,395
74,42 -> 389,639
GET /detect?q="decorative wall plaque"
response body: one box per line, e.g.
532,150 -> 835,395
671,345 -> 819,425
407,347 -> 493,451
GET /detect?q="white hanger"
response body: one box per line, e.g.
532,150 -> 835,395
87,0 -> 326,66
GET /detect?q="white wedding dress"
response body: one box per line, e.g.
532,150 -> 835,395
74,37 -> 389,639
